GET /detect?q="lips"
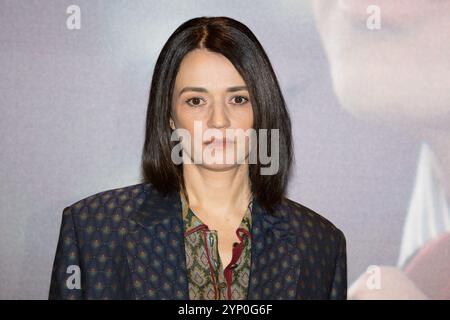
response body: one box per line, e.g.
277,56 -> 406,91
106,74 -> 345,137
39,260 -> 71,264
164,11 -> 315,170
204,137 -> 234,147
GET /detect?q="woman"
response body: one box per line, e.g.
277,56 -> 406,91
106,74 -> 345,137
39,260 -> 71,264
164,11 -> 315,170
49,16 -> 347,300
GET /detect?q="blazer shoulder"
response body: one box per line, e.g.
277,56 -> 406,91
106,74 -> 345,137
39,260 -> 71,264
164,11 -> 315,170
281,197 -> 345,241
63,182 -> 150,219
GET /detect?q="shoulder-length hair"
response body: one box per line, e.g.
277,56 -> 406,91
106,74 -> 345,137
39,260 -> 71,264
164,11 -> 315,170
141,16 -> 293,214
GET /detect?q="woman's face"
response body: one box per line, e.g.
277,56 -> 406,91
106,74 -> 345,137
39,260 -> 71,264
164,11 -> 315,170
171,48 -> 254,171
312,0 -> 450,131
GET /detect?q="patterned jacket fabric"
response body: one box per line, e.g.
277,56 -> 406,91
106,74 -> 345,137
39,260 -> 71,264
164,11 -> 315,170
49,182 -> 347,299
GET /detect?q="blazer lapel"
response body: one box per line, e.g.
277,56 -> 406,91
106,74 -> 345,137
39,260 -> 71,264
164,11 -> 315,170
247,198 -> 301,300
124,186 -> 189,299
125,184 -> 300,300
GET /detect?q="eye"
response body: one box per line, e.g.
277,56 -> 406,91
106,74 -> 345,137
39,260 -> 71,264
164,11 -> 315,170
230,95 -> 249,105
185,97 -> 206,107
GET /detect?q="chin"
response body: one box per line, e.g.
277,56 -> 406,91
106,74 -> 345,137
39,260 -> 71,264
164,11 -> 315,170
199,162 -> 242,172
330,62 -> 450,129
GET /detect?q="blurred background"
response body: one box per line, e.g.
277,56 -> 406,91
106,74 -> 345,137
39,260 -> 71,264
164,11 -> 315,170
1,0 -> 448,299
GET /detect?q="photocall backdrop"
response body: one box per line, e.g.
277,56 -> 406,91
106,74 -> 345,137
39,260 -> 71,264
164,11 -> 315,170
1,1 -> 447,299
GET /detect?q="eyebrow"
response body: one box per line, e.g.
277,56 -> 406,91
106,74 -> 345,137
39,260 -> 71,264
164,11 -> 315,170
178,85 -> 248,97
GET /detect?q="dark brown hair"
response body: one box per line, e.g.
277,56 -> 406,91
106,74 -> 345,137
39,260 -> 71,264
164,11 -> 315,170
141,16 -> 293,213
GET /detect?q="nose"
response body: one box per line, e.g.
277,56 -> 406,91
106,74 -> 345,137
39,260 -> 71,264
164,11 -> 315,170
206,103 -> 230,129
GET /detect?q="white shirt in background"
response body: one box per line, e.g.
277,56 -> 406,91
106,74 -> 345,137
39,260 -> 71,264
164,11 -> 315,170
397,141 -> 450,267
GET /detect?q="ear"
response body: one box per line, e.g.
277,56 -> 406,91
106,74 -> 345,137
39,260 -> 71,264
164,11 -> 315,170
169,117 -> 176,130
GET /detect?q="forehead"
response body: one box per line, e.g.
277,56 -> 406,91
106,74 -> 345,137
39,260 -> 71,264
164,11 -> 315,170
174,49 -> 246,89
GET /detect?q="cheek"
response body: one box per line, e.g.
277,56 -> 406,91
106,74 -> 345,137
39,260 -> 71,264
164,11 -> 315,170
175,113 -> 207,142
174,103 -> 207,124
174,106 -> 195,129
237,106 -> 254,129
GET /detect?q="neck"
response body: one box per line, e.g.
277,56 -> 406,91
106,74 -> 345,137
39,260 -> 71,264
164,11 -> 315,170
422,128 -> 450,200
182,164 -> 252,220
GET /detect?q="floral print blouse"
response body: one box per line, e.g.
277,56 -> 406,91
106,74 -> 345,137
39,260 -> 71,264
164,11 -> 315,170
180,190 -> 253,300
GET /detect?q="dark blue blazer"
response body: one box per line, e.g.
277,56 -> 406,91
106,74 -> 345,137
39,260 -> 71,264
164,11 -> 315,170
49,182 -> 347,300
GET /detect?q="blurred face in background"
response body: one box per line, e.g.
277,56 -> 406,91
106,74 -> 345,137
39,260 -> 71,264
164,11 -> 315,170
311,0 -> 450,133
